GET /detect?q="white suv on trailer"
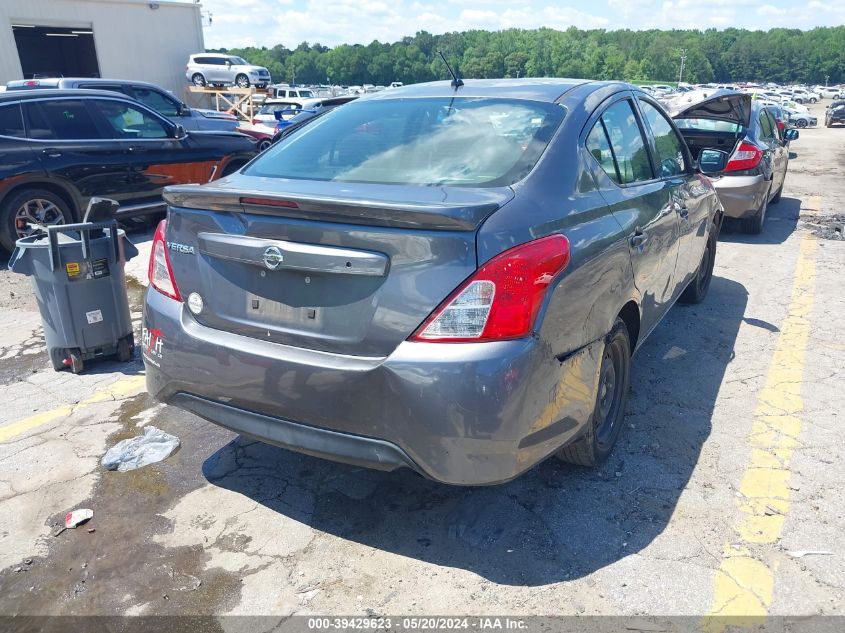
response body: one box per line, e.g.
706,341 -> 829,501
186,53 -> 271,89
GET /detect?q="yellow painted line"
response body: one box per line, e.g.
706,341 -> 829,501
703,231 -> 818,631
0,375 -> 146,443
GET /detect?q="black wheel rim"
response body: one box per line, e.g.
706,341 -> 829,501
595,338 -> 626,447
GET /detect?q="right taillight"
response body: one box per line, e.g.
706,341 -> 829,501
148,219 -> 182,301
410,234 -> 570,343
725,141 -> 764,172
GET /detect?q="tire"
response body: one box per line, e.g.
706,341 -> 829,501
191,73 -> 206,87
796,119 -> 808,128
0,188 -> 74,252
257,138 -> 272,152
557,318 -> 631,467
69,350 -> 84,375
771,180 -> 783,204
116,334 -> 134,363
810,98 -> 817,104
680,224 -> 717,304
235,74 -> 250,89
50,348 -> 68,372
741,188 -> 769,235
221,161 -> 246,177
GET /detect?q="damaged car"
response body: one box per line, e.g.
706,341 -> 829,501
143,80 -> 723,485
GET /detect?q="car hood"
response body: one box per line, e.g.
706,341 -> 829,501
663,89 -> 752,127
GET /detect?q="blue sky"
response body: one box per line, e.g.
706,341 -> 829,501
198,0 -> 845,49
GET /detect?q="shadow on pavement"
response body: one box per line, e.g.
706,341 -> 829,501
719,195 -> 800,246
203,275 -> 749,586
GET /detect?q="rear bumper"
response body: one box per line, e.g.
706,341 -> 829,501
713,174 -> 770,219
143,288 -> 603,485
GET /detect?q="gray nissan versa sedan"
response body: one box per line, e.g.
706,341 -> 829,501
143,79 -> 723,485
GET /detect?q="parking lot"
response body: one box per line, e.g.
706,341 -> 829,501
0,100 -> 843,626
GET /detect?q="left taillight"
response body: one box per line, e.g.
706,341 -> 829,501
148,219 -> 182,301
410,234 -> 571,343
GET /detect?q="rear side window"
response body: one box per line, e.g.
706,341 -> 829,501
638,100 -> 687,177
131,87 -> 180,117
586,120 -> 620,184
246,97 -> 566,187
598,100 -> 653,185
23,99 -> 104,140
758,110 -> 775,139
0,103 -> 25,138
193,57 -> 212,65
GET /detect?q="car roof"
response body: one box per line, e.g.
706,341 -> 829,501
0,88 -> 139,102
193,53 -> 231,58
362,78 -> 597,103
6,77 -> 168,90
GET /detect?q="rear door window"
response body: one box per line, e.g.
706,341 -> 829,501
89,99 -> 170,139
638,99 -> 687,177
0,103 -> 25,138
758,110 -> 775,140
598,100 -> 654,184
130,87 -> 180,117
23,99 -> 106,140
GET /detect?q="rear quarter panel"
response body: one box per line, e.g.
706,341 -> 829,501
476,89 -> 638,359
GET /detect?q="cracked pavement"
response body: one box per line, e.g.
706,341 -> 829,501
0,102 -> 843,623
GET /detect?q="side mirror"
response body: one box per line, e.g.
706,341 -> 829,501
698,149 -> 729,175
177,103 -> 190,116
784,128 -> 799,141
172,124 -> 186,139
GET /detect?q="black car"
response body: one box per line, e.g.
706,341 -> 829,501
826,99 -> 845,127
0,89 -> 256,250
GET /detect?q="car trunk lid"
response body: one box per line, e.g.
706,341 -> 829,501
663,89 -> 752,127
162,178 -> 513,357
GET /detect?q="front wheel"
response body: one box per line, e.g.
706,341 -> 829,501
557,318 -> 631,467
796,119 -> 808,128
257,138 -> 272,152
235,74 -> 250,89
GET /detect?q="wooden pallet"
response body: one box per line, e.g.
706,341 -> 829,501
185,85 -> 269,120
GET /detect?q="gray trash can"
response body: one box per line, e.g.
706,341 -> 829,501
8,219 -> 139,374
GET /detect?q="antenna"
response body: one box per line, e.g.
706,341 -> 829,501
437,51 -> 463,89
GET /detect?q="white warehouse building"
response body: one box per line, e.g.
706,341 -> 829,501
0,0 -> 205,96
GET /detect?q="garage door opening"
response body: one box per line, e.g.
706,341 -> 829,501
12,24 -> 100,79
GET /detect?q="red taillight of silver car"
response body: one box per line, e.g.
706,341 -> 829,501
724,141 -> 764,172
411,234 -> 571,343
148,220 -> 182,301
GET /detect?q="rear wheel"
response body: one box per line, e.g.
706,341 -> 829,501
235,74 -> 250,89
1,188 -> 74,252
796,119 -> 808,128
191,73 -> 206,87
69,350 -> 84,375
257,138 -> 272,151
557,318 -> 631,467
680,224 -> 717,304
741,188 -> 769,235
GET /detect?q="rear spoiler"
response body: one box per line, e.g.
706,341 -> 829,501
163,185 -> 513,231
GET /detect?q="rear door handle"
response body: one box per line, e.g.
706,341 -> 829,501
41,148 -> 62,158
630,231 -> 648,250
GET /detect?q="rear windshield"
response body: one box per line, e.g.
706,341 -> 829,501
244,97 -> 565,187
674,118 -> 743,133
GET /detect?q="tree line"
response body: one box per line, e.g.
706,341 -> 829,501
214,26 -> 845,87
